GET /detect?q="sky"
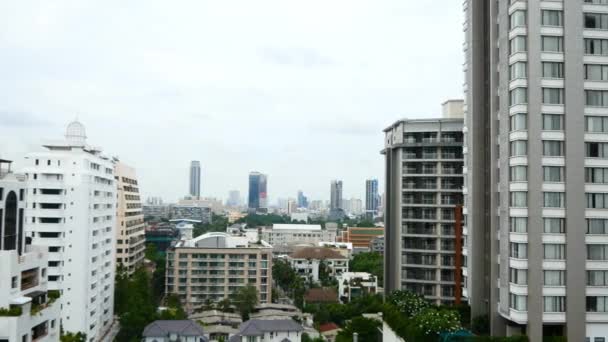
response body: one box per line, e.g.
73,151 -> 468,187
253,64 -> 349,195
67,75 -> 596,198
0,0 -> 463,204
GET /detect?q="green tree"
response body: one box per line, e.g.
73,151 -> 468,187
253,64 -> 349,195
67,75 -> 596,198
114,264 -> 130,315
235,213 -> 290,228
233,286 -> 259,320
116,267 -> 158,342
193,213 -> 230,237
217,298 -> 233,313
386,290 -> 431,318
335,317 -> 380,342
60,332 -> 86,342
158,294 -> 187,320
302,333 -> 326,342
350,252 -> 383,284
409,308 -> 461,339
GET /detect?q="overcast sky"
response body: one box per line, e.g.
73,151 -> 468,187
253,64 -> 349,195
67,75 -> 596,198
0,0 -> 463,203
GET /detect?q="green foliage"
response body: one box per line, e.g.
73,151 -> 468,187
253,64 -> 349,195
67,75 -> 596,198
272,259 -> 305,308
411,308 -> 461,337
60,332 -> 86,342
302,333 -> 326,342
304,294 -> 384,326
115,267 -> 158,342
386,290 -> 431,318
232,285 -> 259,320
193,213 -> 230,237
0,306 -> 22,316
335,317 -> 380,342
217,298 -> 233,313
350,252 -> 383,284
542,337 -> 566,342
48,290 -> 61,301
471,314 -> 490,335
144,243 -> 167,304
158,294 -> 187,320
236,213 -> 290,228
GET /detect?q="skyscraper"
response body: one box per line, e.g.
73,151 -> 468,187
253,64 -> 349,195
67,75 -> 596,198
297,190 -> 308,208
463,1 -> 600,340
383,103 -> 464,306
330,180 -> 343,210
227,190 -> 241,207
189,160 -> 201,198
365,179 -> 379,217
24,121 -> 117,339
248,172 -> 268,212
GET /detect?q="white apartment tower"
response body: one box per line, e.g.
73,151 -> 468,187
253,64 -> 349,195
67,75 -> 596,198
24,121 -> 117,341
114,160 -> 145,276
463,1 -> 608,340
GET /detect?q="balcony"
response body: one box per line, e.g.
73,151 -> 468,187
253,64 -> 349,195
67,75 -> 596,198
21,268 -> 40,291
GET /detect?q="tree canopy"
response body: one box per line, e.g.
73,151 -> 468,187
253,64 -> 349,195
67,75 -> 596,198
350,252 -> 383,284
335,317 -> 381,342
232,285 -> 259,320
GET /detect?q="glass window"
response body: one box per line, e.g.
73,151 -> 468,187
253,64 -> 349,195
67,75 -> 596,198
510,166 -> 527,181
510,268 -> 527,285
544,244 -> 566,259
510,36 -> 527,54
510,62 -> 527,80
542,36 -> 563,52
542,10 -> 563,26
543,141 -> 564,156
586,167 -> 608,183
543,192 -> 564,208
510,243 -> 528,259
588,270 -> 608,286
585,64 -> 608,81
542,114 -> 563,130
586,142 -> 608,158
510,217 -> 528,233
510,294 -> 527,311
543,166 -> 564,182
544,218 -> 565,233
586,116 -> 608,132
588,245 -> 608,260
544,296 -> 566,312
542,62 -> 564,78
510,113 -> 527,131
510,88 -> 528,105
510,10 -> 526,29
585,13 -> 608,30
588,219 -> 608,234
587,296 -> 608,312
585,38 -> 608,56
510,141 -> 527,157
586,90 -> 608,107
542,88 -> 564,105
510,192 -> 527,207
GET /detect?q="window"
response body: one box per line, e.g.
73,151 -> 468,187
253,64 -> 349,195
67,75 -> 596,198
542,88 -> 564,105
510,88 -> 527,105
588,245 -> 608,260
585,13 -> 608,30
586,90 -> 608,107
543,141 -> 564,156
510,192 -> 527,207
510,217 -> 528,233
544,244 -> 566,259
544,271 -> 566,286
510,242 -> 528,259
510,141 -> 527,157
510,268 -> 527,285
510,62 -> 527,80
543,192 -> 564,208
587,296 -> 608,312
510,294 -> 527,311
542,62 -> 564,79
585,38 -> 608,55
542,114 -> 563,131
585,64 -> 608,81
11,276 -> 17,288
544,296 -> 566,312
586,116 -> 608,132
542,10 -> 563,27
586,142 -> 608,157
588,270 -> 608,286
510,36 -> 527,54
510,10 -> 526,29
543,166 -> 564,182
587,193 -> 608,209
586,168 -> 608,184
510,166 -> 527,181
544,218 -> 565,233
510,113 -> 527,131
542,36 -> 563,52
588,219 -> 608,234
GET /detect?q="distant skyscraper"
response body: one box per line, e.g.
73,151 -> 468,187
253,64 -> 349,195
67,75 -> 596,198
227,190 -> 241,207
330,180 -> 343,210
248,172 -> 268,212
189,161 -> 201,198
366,179 -> 380,217
297,190 -> 308,208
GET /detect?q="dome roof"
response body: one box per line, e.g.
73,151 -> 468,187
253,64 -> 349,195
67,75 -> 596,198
65,120 -> 87,144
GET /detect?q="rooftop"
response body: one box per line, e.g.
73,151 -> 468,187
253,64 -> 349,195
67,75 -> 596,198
272,224 -> 322,231
235,319 -> 303,337
304,288 -> 338,303
142,320 -> 205,337
175,232 -> 271,249
319,322 -> 341,333
289,247 -> 347,260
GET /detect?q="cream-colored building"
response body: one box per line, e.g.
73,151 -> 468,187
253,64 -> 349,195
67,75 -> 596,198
114,160 -> 145,275
166,232 -> 273,312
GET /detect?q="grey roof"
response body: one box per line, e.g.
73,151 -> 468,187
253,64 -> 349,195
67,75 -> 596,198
280,339 -> 292,342
235,319 -> 304,337
142,320 -> 205,337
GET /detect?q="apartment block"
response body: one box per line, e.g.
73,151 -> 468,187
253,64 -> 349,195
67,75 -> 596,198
165,232 -> 273,312
259,224 -> 337,254
383,106 -> 464,306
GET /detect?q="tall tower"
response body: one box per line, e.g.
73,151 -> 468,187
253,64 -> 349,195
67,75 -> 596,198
248,172 -> 268,213
462,1 -> 601,340
24,121 -> 117,339
330,180 -> 343,210
189,161 -> 201,198
365,179 -> 379,217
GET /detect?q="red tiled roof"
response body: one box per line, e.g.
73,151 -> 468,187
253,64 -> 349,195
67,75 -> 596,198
319,322 -> 340,333
304,288 -> 338,303
289,247 -> 346,260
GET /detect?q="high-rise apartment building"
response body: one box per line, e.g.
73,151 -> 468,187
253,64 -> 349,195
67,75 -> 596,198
24,121 -> 116,340
248,172 -> 268,212
330,180 -> 343,210
0,159 -> 61,342
462,1 -> 608,340
365,179 -> 380,217
189,161 -> 201,198
383,104 -> 464,306
114,160 -> 145,276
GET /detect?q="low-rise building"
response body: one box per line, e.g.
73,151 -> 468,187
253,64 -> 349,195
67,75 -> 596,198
142,320 -> 206,342
260,224 -> 337,254
285,247 -> 348,283
143,204 -> 172,220
165,232 -> 273,311
337,227 -> 384,248
303,288 -> 339,306
369,235 -> 384,254
171,205 -> 212,224
145,223 -> 179,256
189,310 -> 241,342
228,319 -> 304,342
319,323 -> 341,342
317,242 -> 352,258
337,272 -> 378,304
